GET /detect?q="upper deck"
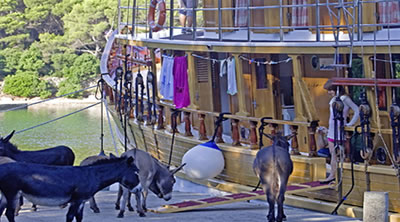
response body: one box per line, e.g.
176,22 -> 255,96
115,0 -> 400,53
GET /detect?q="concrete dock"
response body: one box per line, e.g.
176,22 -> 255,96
9,191 -> 361,222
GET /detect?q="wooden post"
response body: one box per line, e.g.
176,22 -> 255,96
290,125 -> 300,155
268,124 -> 278,146
345,130 -> 352,162
156,105 -> 165,130
231,119 -> 241,146
198,113 -> 208,140
308,121 -> 318,157
184,112 -> 193,137
233,53 -> 250,116
215,116 -> 224,143
249,121 -> 258,148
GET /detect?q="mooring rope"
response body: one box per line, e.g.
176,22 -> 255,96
103,98 -> 119,155
0,85 -> 97,113
15,102 -> 101,135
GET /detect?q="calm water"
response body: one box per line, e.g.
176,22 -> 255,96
0,103 -> 124,165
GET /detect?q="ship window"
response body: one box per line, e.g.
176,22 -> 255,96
255,58 -> 268,89
195,52 -> 209,83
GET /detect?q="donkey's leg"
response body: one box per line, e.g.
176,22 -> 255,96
276,189 -> 286,222
134,189 -> 145,217
115,184 -> 123,210
0,193 -> 7,218
74,202 -> 85,222
117,186 -> 129,218
266,191 -> 276,222
126,192 -> 134,211
66,201 -> 80,222
89,196 -> 100,213
141,188 -> 149,212
4,193 -> 18,222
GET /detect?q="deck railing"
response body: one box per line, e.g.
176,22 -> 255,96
117,0 -> 400,42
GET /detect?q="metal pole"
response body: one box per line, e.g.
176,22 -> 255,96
218,0 -> 222,41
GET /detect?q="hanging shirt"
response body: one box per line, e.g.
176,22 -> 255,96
173,56 -> 191,108
227,57 -> 237,95
220,58 -> 228,77
327,95 -> 359,140
159,55 -> 174,100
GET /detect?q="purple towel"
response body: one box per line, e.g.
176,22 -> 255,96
173,56 -> 191,108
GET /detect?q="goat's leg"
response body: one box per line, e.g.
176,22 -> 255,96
266,192 -> 275,222
117,186 -> 129,218
89,196 -> 100,213
115,185 -> 123,210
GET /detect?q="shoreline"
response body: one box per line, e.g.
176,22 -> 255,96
0,94 -> 99,107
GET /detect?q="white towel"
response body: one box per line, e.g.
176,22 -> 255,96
227,57 -> 237,95
220,59 -> 228,77
159,55 -> 174,100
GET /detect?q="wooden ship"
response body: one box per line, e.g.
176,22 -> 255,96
100,0 -> 400,219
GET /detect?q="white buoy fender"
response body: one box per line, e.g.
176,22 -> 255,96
181,141 -> 225,180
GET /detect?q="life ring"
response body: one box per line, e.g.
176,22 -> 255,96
148,0 -> 166,32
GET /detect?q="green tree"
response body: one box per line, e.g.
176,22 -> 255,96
63,0 -> 116,57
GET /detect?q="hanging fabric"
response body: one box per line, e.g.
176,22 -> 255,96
173,56 -> 191,109
227,57 -> 237,95
159,55 -> 174,100
235,0 -> 248,27
378,1 -> 400,24
219,58 -> 228,77
292,0 -> 308,27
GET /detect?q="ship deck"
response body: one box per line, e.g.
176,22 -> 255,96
11,190 -> 362,222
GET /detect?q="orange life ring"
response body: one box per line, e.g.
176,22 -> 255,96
148,0 -> 166,32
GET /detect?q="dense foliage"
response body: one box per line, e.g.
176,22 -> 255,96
0,0 -> 139,98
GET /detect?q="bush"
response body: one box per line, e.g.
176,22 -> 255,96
56,79 -> 83,98
3,71 -> 40,97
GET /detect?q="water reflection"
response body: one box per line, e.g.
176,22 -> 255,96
0,104 -> 123,164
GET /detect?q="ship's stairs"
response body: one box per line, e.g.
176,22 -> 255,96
151,181 -> 334,213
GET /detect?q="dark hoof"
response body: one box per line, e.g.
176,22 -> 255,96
115,204 -> 120,210
138,212 -> 146,217
31,207 -> 37,212
90,206 -> 100,213
117,211 -> 124,218
128,205 -> 134,212
143,207 -> 148,212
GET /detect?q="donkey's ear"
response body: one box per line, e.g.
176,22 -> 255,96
109,153 -> 117,159
170,163 -> 186,175
284,134 -> 294,141
3,130 -> 15,143
265,134 -> 274,141
127,156 -> 134,165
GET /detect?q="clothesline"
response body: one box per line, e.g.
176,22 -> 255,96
191,53 -> 229,64
238,55 -> 292,66
191,53 -> 292,66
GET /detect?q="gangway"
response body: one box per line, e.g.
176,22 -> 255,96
151,181 -> 334,213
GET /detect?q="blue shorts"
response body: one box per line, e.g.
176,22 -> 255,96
179,0 -> 197,16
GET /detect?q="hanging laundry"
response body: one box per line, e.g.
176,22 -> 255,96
292,0 -> 308,27
227,57 -> 237,95
220,58 -> 228,77
159,55 -> 174,101
173,56 -> 191,108
378,1 -> 400,24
